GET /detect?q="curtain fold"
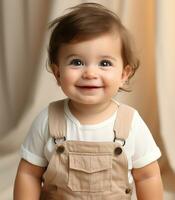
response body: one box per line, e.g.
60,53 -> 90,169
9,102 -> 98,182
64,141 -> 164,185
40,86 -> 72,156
0,0 -> 51,138
155,0 -> 175,171
0,1 -> 52,199
155,0 -> 175,189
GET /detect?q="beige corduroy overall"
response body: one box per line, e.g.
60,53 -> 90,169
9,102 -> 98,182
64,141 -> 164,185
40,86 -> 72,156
40,99 -> 134,200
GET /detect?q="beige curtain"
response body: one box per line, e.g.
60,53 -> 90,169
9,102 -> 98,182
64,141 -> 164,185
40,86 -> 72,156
0,0 -> 175,199
155,0 -> 175,191
0,0 -> 51,137
0,0 -> 51,198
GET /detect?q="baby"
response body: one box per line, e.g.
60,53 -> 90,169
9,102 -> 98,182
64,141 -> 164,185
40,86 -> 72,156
14,3 -> 163,200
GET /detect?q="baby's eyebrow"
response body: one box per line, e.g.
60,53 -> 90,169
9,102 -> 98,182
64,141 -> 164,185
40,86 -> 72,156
99,55 -> 117,62
66,54 -> 82,59
65,54 -> 118,62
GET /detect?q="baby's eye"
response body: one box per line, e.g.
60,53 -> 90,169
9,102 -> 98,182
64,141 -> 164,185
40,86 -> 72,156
99,60 -> 113,67
69,59 -> 84,66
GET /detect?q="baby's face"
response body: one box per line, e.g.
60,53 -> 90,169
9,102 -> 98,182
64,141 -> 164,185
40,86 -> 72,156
53,33 -> 130,105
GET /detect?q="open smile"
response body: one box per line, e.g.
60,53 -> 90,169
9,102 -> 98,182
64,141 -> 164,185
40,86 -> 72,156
75,85 -> 104,94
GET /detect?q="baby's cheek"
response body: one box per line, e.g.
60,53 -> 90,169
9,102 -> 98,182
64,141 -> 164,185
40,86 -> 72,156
103,75 -> 120,87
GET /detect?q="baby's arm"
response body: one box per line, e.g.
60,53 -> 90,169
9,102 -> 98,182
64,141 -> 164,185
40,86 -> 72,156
132,161 -> 163,200
14,159 -> 45,200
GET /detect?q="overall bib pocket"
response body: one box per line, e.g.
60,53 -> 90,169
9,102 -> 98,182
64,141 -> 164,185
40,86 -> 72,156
68,152 -> 112,192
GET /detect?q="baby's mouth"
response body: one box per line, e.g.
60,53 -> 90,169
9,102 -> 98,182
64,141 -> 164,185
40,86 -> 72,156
76,85 -> 103,89
78,85 -> 102,89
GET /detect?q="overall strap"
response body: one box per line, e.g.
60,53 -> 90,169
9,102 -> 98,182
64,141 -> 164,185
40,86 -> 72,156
113,104 -> 135,142
48,99 -> 66,139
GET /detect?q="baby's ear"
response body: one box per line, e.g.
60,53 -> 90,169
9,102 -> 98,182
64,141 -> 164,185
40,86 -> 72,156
120,65 -> 133,86
52,64 -> 61,85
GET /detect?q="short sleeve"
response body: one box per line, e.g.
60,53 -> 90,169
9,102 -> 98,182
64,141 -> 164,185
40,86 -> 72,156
20,107 -> 49,167
131,111 -> 161,168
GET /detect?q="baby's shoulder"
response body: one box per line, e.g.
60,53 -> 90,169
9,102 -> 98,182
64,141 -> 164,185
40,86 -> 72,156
30,106 -> 49,132
116,101 -> 144,129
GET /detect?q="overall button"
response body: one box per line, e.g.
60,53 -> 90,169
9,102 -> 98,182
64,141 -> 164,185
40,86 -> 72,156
56,145 -> 65,154
125,188 -> 131,194
114,147 -> 122,155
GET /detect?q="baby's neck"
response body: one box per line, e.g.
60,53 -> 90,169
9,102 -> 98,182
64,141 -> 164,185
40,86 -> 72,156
68,100 -> 118,124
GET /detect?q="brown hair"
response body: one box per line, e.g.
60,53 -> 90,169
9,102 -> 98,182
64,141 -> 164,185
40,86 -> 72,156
48,3 -> 139,90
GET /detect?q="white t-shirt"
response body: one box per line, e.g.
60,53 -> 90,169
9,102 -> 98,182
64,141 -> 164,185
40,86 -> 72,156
21,99 -> 161,183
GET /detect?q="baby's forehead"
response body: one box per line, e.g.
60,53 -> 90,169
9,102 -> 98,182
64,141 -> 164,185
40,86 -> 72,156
64,30 -> 121,45
58,33 -> 122,59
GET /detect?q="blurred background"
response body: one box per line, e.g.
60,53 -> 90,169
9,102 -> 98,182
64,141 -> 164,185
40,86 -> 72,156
0,0 -> 175,199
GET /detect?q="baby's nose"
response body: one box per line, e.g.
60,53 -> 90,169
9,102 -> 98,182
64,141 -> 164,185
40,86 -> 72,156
81,66 -> 98,79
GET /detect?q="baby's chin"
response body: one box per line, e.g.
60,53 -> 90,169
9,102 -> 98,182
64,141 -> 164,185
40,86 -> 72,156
69,97 -> 111,106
